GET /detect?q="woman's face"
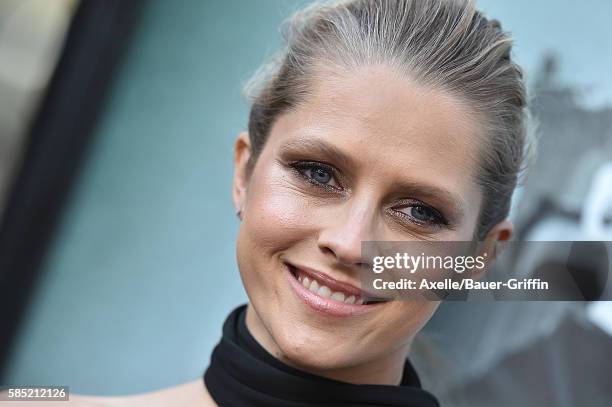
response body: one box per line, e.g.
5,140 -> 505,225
233,64 -> 508,383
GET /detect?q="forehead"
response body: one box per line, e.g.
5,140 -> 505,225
269,63 -> 483,206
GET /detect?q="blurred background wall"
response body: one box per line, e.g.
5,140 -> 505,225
1,0 -> 611,399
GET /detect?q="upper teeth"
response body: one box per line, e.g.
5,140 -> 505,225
298,273 -> 363,305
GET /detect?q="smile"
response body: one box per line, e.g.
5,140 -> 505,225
296,270 -> 363,304
285,262 -> 389,317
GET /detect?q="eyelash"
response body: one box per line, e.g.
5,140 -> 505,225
390,202 -> 449,227
288,160 -> 448,227
290,161 -> 343,192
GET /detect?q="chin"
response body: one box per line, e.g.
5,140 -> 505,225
272,322 -> 358,372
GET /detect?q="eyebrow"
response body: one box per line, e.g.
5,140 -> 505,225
278,137 -> 357,171
391,180 -> 466,222
278,136 -> 467,222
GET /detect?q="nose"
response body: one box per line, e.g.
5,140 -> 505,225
317,201 -> 378,267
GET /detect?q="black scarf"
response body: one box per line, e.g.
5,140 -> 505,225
203,305 -> 440,407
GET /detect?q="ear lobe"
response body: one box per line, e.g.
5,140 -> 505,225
232,132 -> 252,215
472,219 -> 514,280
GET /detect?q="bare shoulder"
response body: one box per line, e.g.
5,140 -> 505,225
0,379 -> 216,407
73,379 -> 216,407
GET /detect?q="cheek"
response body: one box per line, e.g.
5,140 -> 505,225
239,160 -> 320,266
433,220 -> 478,241
383,301 -> 440,344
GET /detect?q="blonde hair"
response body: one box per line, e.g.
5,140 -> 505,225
244,0 -> 533,239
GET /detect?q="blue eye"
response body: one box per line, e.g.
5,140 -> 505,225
309,167 -> 332,184
409,206 -> 436,222
395,204 -> 445,226
291,161 -> 341,189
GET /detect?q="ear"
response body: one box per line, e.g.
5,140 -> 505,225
232,132 -> 252,215
472,219 -> 513,280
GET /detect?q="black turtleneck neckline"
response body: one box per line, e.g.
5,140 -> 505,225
204,304 -> 440,407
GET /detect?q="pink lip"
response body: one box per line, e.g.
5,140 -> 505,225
284,263 -> 386,317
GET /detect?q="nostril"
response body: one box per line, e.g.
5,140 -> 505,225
318,237 -> 364,265
320,246 -> 335,257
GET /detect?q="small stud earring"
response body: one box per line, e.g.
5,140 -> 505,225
236,209 -> 242,220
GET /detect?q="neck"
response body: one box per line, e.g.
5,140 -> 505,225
244,303 -> 411,386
